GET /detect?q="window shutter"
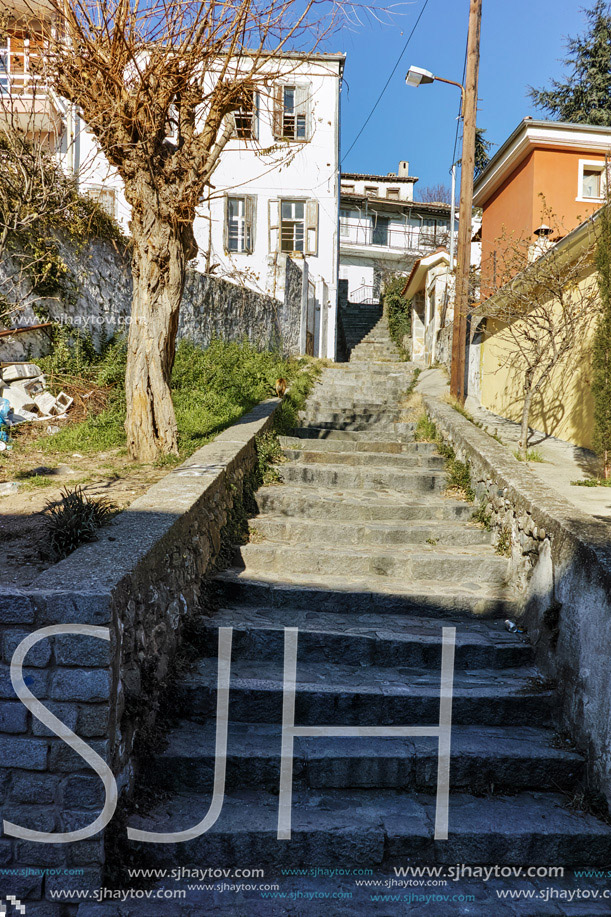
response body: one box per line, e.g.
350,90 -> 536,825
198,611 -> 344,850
245,195 -> 256,253
224,195 -> 230,252
252,91 -> 259,141
305,200 -> 318,255
268,199 -> 280,252
295,84 -> 310,139
272,85 -> 283,139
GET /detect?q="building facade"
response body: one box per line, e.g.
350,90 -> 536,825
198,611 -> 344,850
473,118 -> 611,296
339,165 -> 452,303
1,7 -> 344,359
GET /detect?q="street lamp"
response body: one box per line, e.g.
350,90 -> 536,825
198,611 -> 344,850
405,65 -> 465,271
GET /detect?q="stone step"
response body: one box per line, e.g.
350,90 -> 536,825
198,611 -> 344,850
280,448 -> 445,470
126,789 -> 611,868
193,605 -> 531,669
254,486 -> 474,522
146,722 -> 581,795
278,462 -> 447,493
279,436 -> 435,455
348,361 -> 411,370
305,400 -> 406,414
176,658 -> 550,726
291,426 -> 416,441
250,515 -> 492,547
214,569 -> 518,619
297,417 -> 404,433
234,542 -> 509,586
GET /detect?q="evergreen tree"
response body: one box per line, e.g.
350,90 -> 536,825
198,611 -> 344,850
530,1 -> 611,125
593,201 -> 611,478
474,129 -> 493,179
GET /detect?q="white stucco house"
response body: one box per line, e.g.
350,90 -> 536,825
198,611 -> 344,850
72,53 -> 344,360
402,219 -> 482,368
338,166 -> 453,303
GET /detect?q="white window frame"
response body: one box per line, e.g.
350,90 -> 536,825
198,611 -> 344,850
275,84 -> 310,142
233,91 -> 259,141
577,159 -> 607,202
269,198 -> 318,256
225,195 -> 255,254
386,187 -> 400,199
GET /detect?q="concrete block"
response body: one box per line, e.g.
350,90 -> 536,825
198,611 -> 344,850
54,634 -> 111,667
2,363 -> 42,382
3,630 -> 52,667
0,701 -> 28,733
10,772 -> 59,804
0,737 -> 48,770
32,702 -> 78,737
50,669 -> 110,703
0,594 -> 35,624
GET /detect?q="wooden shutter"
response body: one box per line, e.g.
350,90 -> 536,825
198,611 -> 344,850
305,200 -> 318,255
252,91 -> 259,141
223,195 -> 230,252
268,199 -> 280,252
245,195 -> 256,253
295,84 -> 310,140
272,85 -> 283,139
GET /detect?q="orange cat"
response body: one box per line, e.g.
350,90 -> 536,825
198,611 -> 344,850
275,378 -> 287,398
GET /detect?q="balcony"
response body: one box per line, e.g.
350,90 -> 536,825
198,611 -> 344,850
0,45 -> 64,136
339,221 -> 452,257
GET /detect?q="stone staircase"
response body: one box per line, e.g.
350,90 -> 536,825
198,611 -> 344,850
100,318 -> 611,916
339,302 -> 383,359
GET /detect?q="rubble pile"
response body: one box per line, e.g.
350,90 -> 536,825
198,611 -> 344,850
0,363 -> 73,427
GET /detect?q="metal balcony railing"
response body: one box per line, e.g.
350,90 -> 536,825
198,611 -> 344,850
340,222 -> 452,254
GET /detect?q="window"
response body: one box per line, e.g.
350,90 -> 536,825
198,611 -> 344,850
0,38 -> 8,93
280,200 -> 305,252
339,209 -> 351,238
234,90 -> 258,140
341,183 -> 355,194
85,186 -> 117,220
273,84 -> 310,141
386,188 -> 400,200
225,196 -> 255,253
269,199 -> 318,255
579,160 -> 607,200
365,185 -> 378,196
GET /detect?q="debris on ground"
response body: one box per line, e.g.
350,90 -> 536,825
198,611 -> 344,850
0,363 -> 73,425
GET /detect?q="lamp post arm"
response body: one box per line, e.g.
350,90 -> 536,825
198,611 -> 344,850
433,75 -> 466,115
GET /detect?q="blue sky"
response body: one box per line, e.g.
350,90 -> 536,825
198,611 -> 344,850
338,0 -> 591,195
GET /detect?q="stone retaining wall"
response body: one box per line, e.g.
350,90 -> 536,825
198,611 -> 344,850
424,395 -> 611,806
0,236 -> 304,361
0,399 -> 279,912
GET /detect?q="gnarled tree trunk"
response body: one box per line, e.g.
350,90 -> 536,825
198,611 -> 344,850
125,205 -> 192,462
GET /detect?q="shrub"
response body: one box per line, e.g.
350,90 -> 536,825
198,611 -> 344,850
382,275 -> 411,357
42,486 -> 116,560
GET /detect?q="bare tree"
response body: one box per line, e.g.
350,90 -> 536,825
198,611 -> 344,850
478,220 -> 599,459
417,183 -> 451,205
19,0 -> 352,460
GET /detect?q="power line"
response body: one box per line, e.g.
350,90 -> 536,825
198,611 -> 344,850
341,0 -> 431,165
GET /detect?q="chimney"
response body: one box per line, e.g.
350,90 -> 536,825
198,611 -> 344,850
398,161 -> 409,177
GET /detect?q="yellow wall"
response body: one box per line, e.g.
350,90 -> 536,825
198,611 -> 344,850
480,272 -> 597,451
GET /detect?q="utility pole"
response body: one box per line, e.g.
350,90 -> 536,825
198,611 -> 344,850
450,0 -> 482,402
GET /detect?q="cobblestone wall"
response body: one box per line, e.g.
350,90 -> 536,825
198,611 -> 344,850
0,238 -> 304,361
424,394 -> 611,808
0,400 -> 278,912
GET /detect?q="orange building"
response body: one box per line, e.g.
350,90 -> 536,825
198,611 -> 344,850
473,118 -> 611,295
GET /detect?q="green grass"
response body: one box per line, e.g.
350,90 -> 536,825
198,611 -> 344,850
415,415 -> 438,443
37,337 -> 317,459
513,449 -> 544,463
572,477 -> 611,487
414,413 -> 475,502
